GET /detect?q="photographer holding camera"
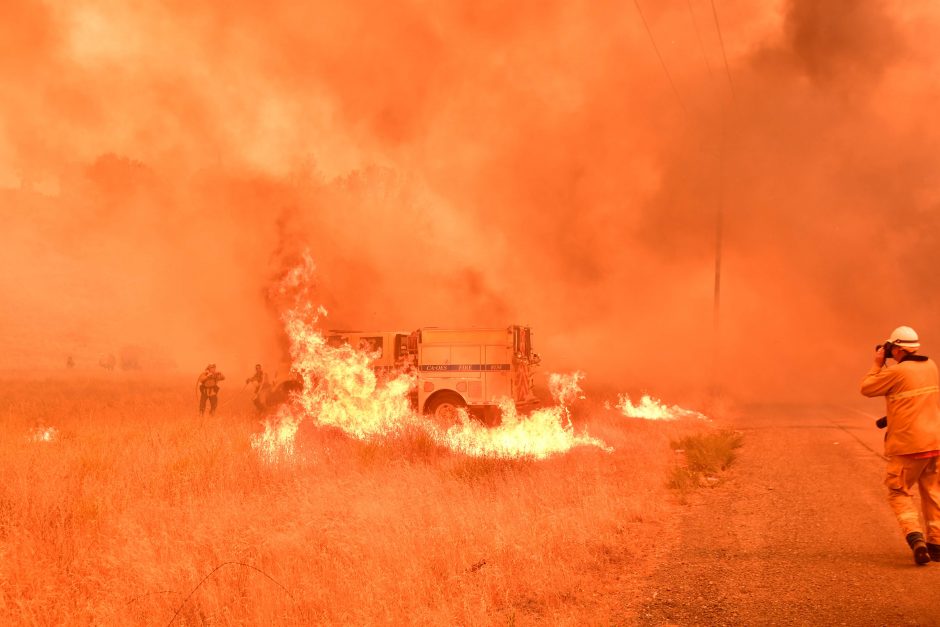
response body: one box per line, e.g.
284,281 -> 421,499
861,326 -> 940,565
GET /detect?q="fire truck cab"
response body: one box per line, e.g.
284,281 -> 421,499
415,326 -> 540,422
325,331 -> 411,375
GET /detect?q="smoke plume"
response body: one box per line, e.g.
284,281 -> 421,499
2,0 -> 938,403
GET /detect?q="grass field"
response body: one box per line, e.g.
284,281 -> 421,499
0,374 -> 715,625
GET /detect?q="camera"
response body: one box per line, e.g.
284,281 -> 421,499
876,341 -> 895,358
872,343 -> 895,430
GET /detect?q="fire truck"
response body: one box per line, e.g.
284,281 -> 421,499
326,326 -> 541,422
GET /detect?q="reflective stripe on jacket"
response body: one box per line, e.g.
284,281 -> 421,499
861,358 -> 940,456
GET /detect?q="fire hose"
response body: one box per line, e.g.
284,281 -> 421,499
214,384 -> 250,412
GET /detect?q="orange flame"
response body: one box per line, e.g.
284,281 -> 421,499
29,426 -> 58,443
439,386 -> 610,460
251,408 -> 301,462
613,394 -> 709,421
252,253 -> 610,461
252,253 -> 415,460
547,371 -> 586,406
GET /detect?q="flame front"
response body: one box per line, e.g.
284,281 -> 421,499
441,392 -> 611,460
252,253 -> 416,460
251,409 -> 300,462
252,253 -> 610,461
548,371 -> 586,406
283,314 -> 416,439
615,394 -> 709,421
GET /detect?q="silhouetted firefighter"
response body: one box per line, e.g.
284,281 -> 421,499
99,354 -> 116,371
245,364 -> 269,412
261,370 -> 304,412
197,363 -> 225,415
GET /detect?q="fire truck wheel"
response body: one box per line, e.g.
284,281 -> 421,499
424,392 -> 467,424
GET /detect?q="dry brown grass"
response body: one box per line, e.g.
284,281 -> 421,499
0,375 -> 707,625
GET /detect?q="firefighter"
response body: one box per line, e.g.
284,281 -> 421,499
245,363 -> 268,411
861,326 -> 940,565
100,354 -> 116,371
197,363 -> 226,415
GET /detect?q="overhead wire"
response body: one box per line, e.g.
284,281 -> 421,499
709,0 -> 737,99
686,0 -> 715,78
627,0 -> 736,393
632,0 -> 688,114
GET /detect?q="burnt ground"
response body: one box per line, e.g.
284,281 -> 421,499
634,404 -> 940,626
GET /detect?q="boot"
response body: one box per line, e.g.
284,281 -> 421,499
906,532 -> 930,566
927,542 -> 940,562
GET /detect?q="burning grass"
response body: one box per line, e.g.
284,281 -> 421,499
254,255 -> 612,464
0,375 -> 712,625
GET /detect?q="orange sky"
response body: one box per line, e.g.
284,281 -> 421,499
2,0 -> 939,402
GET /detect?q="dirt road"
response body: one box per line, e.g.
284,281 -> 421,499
638,404 -> 940,626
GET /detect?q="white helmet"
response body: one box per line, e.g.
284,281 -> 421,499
887,326 -> 920,351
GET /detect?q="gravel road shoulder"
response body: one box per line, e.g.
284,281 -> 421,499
637,404 -> 940,626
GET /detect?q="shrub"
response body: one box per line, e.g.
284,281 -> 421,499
669,429 -> 743,491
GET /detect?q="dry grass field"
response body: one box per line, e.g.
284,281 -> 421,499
0,374 -> 714,626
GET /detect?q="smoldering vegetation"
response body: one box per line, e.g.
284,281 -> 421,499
3,1 -> 940,402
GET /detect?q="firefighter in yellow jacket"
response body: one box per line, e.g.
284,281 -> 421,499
197,363 -> 226,415
861,325 -> 940,565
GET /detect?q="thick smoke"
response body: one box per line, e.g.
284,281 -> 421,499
2,0 -> 938,404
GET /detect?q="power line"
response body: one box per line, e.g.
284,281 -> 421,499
632,0 -> 687,114
686,0 -> 714,78
709,0 -> 736,99
713,109 -> 727,338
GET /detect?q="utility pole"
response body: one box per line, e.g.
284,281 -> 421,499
711,103 -> 728,402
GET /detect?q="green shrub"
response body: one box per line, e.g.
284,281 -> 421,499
669,429 -> 743,490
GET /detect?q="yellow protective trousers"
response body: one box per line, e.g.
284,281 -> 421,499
885,454 -> 940,543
